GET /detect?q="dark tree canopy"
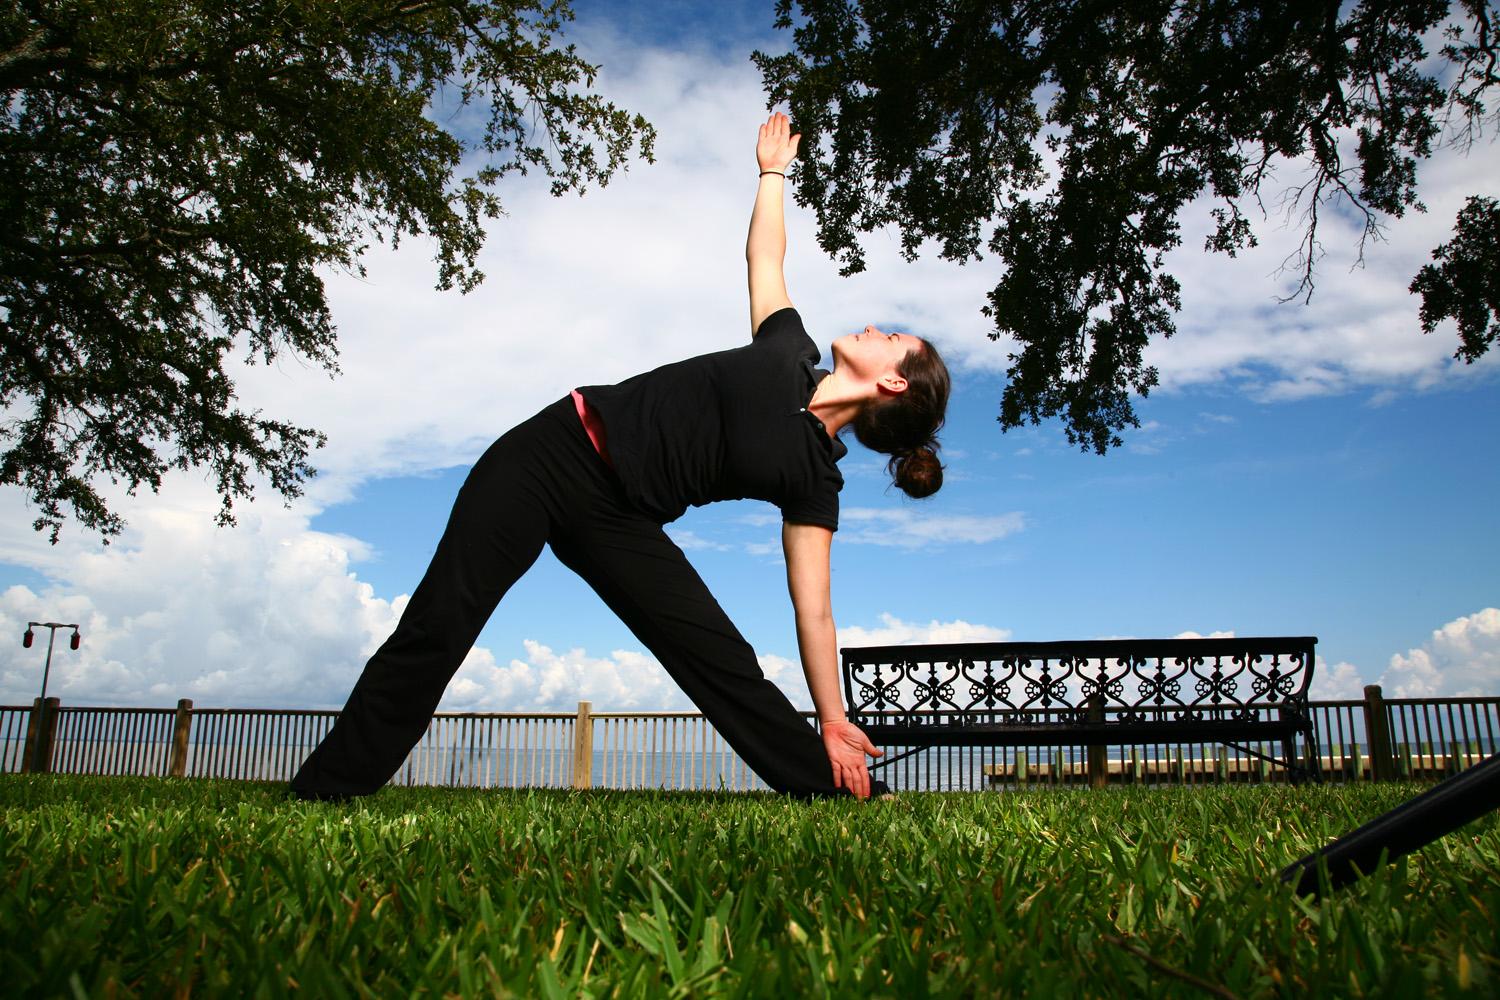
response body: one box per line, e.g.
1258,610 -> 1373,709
1,0 -> 654,541
1411,194 -> 1500,361
755,0 -> 1499,453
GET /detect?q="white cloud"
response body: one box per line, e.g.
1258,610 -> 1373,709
1380,607 -> 1500,697
438,613 -> 1017,717
1299,609 -> 1500,701
838,507 -> 1025,548
440,618 -> 1016,716
0,497 -> 402,709
1312,659 -> 1368,701
836,615 -> 1015,710
1148,132 -> 1500,399
435,639 -> 850,716
664,529 -> 731,552
440,639 -> 688,713
838,613 -> 1012,648
693,504 -> 1027,555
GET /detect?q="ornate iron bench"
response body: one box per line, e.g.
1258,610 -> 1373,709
841,636 -> 1321,783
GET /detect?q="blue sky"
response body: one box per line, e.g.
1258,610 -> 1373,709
2,2 -> 1497,712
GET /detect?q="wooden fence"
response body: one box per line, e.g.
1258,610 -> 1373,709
6,686 -> 1497,792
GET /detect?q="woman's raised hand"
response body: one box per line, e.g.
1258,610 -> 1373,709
820,720 -> 884,799
757,112 -> 800,173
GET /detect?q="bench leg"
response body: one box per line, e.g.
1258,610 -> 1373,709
1295,722 -> 1323,784
1282,734 -> 1302,784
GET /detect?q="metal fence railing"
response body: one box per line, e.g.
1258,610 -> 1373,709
1306,695 -> 1499,780
47,706 -> 177,777
7,687 -> 1497,792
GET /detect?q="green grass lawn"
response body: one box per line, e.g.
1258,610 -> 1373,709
2,775 -> 1496,998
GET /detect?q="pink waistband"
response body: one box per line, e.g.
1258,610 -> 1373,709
570,389 -> 613,468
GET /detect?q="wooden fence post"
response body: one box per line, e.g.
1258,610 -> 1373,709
1362,684 -> 1395,781
169,699 -> 193,777
1086,693 -> 1107,789
572,701 -> 593,790
22,697 -> 60,774
20,698 -> 42,774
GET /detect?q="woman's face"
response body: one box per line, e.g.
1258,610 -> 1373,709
833,325 -> 921,383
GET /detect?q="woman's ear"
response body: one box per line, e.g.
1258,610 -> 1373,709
877,372 -> 909,396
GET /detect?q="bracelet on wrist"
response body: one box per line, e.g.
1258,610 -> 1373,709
759,169 -> 786,178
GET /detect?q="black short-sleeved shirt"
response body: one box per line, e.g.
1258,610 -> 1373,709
577,308 -> 847,530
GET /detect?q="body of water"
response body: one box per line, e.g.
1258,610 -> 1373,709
15,738 -> 1490,792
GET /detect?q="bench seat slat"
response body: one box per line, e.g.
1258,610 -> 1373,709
859,719 -> 1303,747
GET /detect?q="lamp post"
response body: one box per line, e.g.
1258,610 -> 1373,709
23,621 -> 81,705
22,621 -> 79,774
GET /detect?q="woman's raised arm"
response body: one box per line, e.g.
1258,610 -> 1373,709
746,112 -> 799,336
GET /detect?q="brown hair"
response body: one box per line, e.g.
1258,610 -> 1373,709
851,339 -> 951,498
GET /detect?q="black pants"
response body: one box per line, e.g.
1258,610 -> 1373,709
291,397 -> 865,800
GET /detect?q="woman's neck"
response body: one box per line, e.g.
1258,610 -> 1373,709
807,370 -> 866,440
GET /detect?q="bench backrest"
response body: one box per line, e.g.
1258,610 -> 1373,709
841,637 -> 1317,724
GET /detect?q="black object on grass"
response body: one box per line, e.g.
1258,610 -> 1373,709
1280,751 -> 1500,898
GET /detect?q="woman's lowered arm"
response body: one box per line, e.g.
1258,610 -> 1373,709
747,112 -> 798,336
782,521 -> 884,799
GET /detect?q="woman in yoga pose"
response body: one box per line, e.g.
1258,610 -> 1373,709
291,113 -> 950,802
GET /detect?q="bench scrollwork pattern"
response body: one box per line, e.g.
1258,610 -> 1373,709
844,639 -> 1314,724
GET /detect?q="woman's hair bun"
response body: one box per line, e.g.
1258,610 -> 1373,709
851,336 -> 951,498
892,445 -> 943,499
